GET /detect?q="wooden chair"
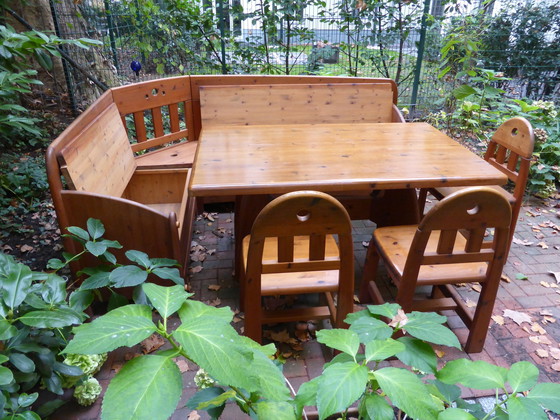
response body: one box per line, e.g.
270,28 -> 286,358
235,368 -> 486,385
242,191 -> 355,343
360,187 -> 512,353
418,117 -> 534,256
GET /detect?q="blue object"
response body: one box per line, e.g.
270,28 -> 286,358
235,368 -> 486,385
130,61 -> 141,76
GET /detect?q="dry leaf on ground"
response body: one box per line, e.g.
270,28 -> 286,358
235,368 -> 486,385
531,323 -> 546,335
549,271 -> 560,284
187,411 -> 201,420
512,237 -> 534,246
174,358 -> 190,373
550,348 -> 560,360
465,299 -> 477,308
492,315 -> 505,325
552,362 -> 560,372
536,349 -> 549,358
543,316 -> 556,324
529,335 -> 552,345
208,298 -> 221,307
537,242 -> 549,249
435,349 -> 445,358
540,281 -> 552,288
20,244 -> 34,252
141,334 -> 165,354
500,274 -> 511,283
471,284 -> 482,293
503,309 -> 532,325
208,284 -> 221,291
190,265 -> 203,274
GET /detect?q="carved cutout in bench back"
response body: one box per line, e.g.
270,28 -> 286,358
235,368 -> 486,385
200,83 -> 393,127
58,103 -> 136,197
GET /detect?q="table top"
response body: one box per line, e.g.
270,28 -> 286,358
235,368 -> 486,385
189,122 -> 508,197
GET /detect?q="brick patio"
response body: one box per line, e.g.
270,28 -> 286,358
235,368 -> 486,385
53,195 -> 560,420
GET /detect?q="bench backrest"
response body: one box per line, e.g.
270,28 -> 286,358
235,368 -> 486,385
200,83 -> 393,127
57,102 -> 136,197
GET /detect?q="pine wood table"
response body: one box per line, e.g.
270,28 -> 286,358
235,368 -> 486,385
189,122 -> 508,276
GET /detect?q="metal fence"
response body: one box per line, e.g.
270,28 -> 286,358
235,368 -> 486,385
49,0 -> 559,116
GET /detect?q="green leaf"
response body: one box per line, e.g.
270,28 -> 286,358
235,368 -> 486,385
2,261 -> 32,309
143,284 -> 190,319
365,338 -> 405,362
348,315 -> 393,342
173,317 -> 255,391
69,289 -> 94,312
515,273 -> 528,280
0,318 -> 17,340
85,241 -> 108,257
41,274 -> 66,304
294,377 -> 319,416
151,267 -> 184,285
108,291 -> 129,311
438,407 -> 477,419
0,366 -> 14,385
53,361 -> 83,377
436,359 -> 507,390
316,329 -> 359,357
9,353 -> 35,373
427,379 -> 461,404
102,355 -> 182,420
186,387 -> 227,418
256,401 -> 296,419
110,265 -> 148,288
359,393 -> 394,420
316,362 -> 368,420
19,308 -> 83,328
64,314 -> 156,354
67,226 -> 89,241
367,303 -> 400,318
195,389 -> 235,410
396,336 -> 437,374
87,218 -> 105,240
126,250 -> 152,268
452,84 -> 477,99
17,392 -> 38,408
247,347 -> 291,402
177,299 -> 233,323
527,382 -> 560,413
405,312 -> 460,348
507,396 -> 548,420
79,271 -> 112,290
508,361 -> 539,393
108,304 -> 153,319
375,367 -> 441,420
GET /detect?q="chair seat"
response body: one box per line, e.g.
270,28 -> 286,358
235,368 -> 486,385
433,185 -> 515,205
243,235 -> 340,295
374,226 -> 488,284
135,141 -> 198,169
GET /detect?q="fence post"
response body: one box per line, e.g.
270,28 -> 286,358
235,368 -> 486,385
103,0 -> 120,74
217,0 -> 228,74
410,0 -> 431,116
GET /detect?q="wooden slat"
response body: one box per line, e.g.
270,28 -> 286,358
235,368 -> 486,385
130,130 -> 188,152
200,83 -> 393,127
169,103 -> 180,132
263,306 -> 332,323
262,260 -> 341,274
133,111 -> 147,142
151,107 -> 165,138
135,141 -> 197,169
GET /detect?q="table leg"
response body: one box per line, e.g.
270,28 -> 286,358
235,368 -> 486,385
369,189 -> 420,227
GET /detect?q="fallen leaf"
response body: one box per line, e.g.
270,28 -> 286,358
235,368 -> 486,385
362,241 -> 369,247
492,315 -> 505,325
295,329 -> 310,342
537,242 -> 549,249
190,265 -> 203,274
141,334 -> 165,354
552,361 -> 560,372
543,316 -> 556,324
20,244 -> 34,252
550,348 -> 560,360
208,284 -> 221,291
208,298 -> 221,307
529,335 -> 552,345
435,349 -> 445,358
503,309 -> 532,325
471,284 -> 482,293
174,358 -> 190,373
549,271 -> 560,284
500,274 -> 511,283
225,218 -> 232,223
465,299 -> 477,308
540,281 -> 552,288
536,349 -> 549,358
187,411 -> 201,420
531,323 -> 546,335
282,352 -> 293,359
515,273 -> 528,281
207,249 -> 216,255
233,316 -> 242,323
512,237 -> 534,246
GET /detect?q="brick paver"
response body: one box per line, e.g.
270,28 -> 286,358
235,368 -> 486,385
53,195 -> 560,419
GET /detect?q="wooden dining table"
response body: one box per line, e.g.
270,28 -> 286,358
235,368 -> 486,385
188,122 -> 508,274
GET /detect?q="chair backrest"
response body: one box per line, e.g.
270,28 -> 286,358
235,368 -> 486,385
402,187 -> 512,283
111,76 -> 193,152
57,103 -> 137,197
484,117 -> 534,202
200,83 -> 393,127
246,191 -> 354,278
60,190 -> 181,268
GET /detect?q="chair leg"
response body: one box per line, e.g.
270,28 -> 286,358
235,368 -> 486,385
417,188 -> 428,218
359,243 -> 381,303
243,273 -> 263,343
464,279 -> 500,353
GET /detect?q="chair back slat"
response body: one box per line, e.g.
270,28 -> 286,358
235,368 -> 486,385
133,111 -> 148,142
465,228 -> 486,252
436,230 -> 457,254
309,234 -> 326,260
278,236 -> 294,262
151,107 -> 165,138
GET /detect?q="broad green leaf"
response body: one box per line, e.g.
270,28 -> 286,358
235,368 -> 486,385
102,355 -> 182,420
324,352 -> 365,369
64,315 -> 156,354
427,379 -> 461,404
35,399 -> 67,418
396,336 -> 437,374
108,291 -> 129,311
405,312 -> 460,348
507,396 -> 547,420
345,308 -> 370,324
0,318 -> 17,340
294,376 -> 319,416
196,389 -> 236,410
87,218 -> 105,240
349,315 -> 393,342
527,382 -> 560,413
85,241 -> 107,257
9,353 -> 35,373
359,393 -> 394,420
186,387 -> 227,419
0,366 -> 14,385
365,338 -> 405,362
256,401 -> 296,420
316,362 -> 368,420
0,354 -> 8,363
19,308 -> 83,328
79,271 -> 111,290
108,304 -> 153,319
53,361 -> 83,377
143,284 -> 190,319
177,299 -> 233,323
452,84 -> 477,99
375,367 -> 441,420
173,317 -> 255,391
248,347 -> 291,402
67,226 -> 89,241
151,267 -> 184,285
2,262 -> 32,309
17,392 -> 38,408
316,329 -> 359,357
126,250 -> 152,268
110,265 -> 148,288
69,289 -> 94,312
507,361 -> 539,393
149,258 -> 179,268
436,359 -> 507,390
41,274 -> 67,304
367,303 -> 400,318
438,407 -> 477,419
